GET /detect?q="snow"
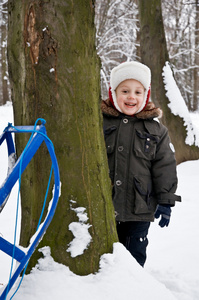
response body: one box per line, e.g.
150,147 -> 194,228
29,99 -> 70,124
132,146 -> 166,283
0,98 -> 199,299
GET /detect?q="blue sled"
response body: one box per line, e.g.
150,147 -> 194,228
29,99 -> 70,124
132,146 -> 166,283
0,120 -> 60,299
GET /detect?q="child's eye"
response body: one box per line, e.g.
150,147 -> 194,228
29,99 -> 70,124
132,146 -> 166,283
122,90 -> 128,93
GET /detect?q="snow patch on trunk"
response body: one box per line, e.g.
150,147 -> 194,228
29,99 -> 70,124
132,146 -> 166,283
67,200 -> 92,257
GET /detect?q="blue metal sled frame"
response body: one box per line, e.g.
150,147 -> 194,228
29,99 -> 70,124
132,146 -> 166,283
0,121 -> 60,299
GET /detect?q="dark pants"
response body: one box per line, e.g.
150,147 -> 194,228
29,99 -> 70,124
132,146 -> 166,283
116,221 -> 150,267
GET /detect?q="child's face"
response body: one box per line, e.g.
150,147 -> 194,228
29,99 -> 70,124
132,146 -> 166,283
115,79 -> 145,115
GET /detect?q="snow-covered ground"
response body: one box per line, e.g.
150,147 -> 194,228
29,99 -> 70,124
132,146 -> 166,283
0,102 -> 199,300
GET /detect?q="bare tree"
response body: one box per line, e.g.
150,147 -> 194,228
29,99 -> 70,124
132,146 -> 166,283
162,0 -> 199,111
95,0 -> 139,99
193,0 -> 199,110
0,0 -> 10,105
138,0 -> 199,164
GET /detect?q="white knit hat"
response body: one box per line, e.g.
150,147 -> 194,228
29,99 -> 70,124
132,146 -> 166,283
109,61 -> 151,113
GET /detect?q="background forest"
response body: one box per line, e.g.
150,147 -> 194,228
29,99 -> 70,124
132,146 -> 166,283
0,0 -> 198,110
95,0 -> 199,110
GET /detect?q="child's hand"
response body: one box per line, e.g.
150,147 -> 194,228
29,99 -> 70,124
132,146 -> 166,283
154,205 -> 171,227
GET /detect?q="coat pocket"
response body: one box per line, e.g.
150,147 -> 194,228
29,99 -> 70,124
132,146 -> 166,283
104,125 -> 117,182
133,175 -> 153,214
134,129 -> 159,160
104,125 -> 117,154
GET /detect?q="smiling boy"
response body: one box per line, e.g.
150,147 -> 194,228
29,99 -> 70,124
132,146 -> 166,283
115,79 -> 145,115
101,61 -> 181,267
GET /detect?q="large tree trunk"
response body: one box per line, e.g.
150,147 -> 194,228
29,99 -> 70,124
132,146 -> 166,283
138,0 -> 199,164
7,0 -> 118,275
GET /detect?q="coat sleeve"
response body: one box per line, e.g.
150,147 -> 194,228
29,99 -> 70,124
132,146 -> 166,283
151,124 -> 181,206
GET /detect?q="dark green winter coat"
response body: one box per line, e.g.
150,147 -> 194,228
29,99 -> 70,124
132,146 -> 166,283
101,99 -> 181,222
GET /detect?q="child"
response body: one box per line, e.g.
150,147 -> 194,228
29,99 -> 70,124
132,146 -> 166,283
101,61 -> 181,267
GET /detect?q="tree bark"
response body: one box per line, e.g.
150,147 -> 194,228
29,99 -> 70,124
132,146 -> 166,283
138,0 -> 199,164
7,0 -> 118,275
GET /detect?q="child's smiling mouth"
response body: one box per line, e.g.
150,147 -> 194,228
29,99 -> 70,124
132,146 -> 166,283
125,102 -> 136,107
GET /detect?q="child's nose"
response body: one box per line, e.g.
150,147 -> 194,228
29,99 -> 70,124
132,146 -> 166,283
128,92 -> 135,99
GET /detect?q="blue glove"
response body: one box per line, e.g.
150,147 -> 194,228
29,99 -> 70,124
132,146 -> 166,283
154,205 -> 171,227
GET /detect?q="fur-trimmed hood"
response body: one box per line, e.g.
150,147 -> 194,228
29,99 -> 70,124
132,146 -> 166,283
101,98 -> 163,119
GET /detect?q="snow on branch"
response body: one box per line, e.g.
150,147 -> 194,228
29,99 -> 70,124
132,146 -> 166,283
162,62 -> 199,147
